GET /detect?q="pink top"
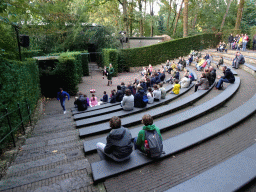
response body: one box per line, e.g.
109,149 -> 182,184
90,97 -> 98,107
149,66 -> 153,72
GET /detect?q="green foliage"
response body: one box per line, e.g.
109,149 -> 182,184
116,33 -> 219,70
0,57 -> 40,150
102,49 -> 118,76
21,50 -> 44,59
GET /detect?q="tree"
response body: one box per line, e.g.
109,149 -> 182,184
235,0 -> 245,30
166,0 -> 172,30
183,0 -> 188,37
173,0 -> 183,36
220,0 -> 233,31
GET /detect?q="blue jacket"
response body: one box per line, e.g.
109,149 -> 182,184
57,91 -> 70,101
103,94 -> 108,102
134,89 -> 147,108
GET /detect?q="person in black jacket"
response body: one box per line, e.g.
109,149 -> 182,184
228,34 -> 234,49
134,86 -> 147,108
216,66 -> 235,90
208,66 -> 216,86
96,116 -> 133,161
116,85 -> 124,102
74,94 -> 87,111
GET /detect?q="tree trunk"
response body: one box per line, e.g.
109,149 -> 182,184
138,0 -> 143,36
129,0 -> 134,36
183,0 -> 188,37
150,0 -> 154,37
123,0 -> 129,33
173,0 -> 184,36
192,13 -> 197,29
234,0 -> 244,30
167,0 -> 172,30
144,0 -> 146,36
220,0 -> 233,31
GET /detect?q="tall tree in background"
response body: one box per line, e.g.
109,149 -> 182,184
138,0 -> 143,36
234,0 -> 244,30
150,0 -> 154,37
173,0 -> 184,36
166,0 -> 172,30
183,0 -> 188,37
220,0 -> 233,31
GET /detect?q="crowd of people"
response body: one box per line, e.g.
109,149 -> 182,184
228,33 -> 249,51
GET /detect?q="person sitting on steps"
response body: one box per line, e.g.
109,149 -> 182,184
216,66 -> 235,90
216,56 -> 223,69
96,116 -> 133,162
232,52 -> 245,69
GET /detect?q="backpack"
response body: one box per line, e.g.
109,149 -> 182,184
189,73 -> 195,81
145,130 -> 163,158
143,94 -> 148,103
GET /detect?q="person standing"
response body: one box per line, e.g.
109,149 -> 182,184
106,64 -> 114,86
57,88 -> 70,114
228,34 -> 234,49
242,34 -> 249,51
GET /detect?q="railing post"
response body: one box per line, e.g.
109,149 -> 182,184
5,108 -> 16,147
26,100 -> 32,126
17,103 -> 25,134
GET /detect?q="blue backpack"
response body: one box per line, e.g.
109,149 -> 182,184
143,94 -> 148,103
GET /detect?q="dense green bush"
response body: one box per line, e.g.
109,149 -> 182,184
119,33 -> 220,70
0,57 -> 40,150
102,49 -> 118,76
21,50 -> 45,59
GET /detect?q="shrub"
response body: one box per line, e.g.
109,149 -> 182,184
21,50 -> 44,59
81,52 -> 89,76
0,57 -> 40,150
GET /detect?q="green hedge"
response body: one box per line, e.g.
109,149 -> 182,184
21,50 -> 44,59
0,57 -> 40,150
39,51 -> 86,97
120,33 -> 220,69
102,49 -> 118,76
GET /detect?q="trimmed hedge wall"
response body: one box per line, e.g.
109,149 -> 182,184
0,57 -> 40,150
81,52 -> 89,76
102,49 -> 118,76
103,33 -> 220,73
39,51 -> 87,97
21,50 -> 44,59
120,33 -> 220,69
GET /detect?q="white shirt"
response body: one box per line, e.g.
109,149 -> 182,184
153,89 -> 161,100
147,92 -> 154,104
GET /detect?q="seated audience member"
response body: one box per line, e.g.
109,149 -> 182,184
216,66 -> 235,90
147,87 -> 154,104
133,114 -> 163,157
146,77 -> 151,88
171,62 -> 177,70
159,83 -> 166,99
127,83 -> 135,95
141,67 -> 147,76
150,73 -> 157,86
110,90 -> 116,103
206,54 -> 213,66
121,89 -> 134,111
216,56 -> 224,69
196,58 -> 207,71
165,60 -> 170,71
153,84 -> 161,101
133,78 -> 140,86
180,75 -> 190,88
189,72 -> 195,82
187,55 -> 193,66
166,69 -> 179,84
154,72 -> 160,84
139,79 -> 148,93
134,86 -> 147,108
159,69 -> 166,82
74,93 -> 87,111
96,116 -> 133,161
90,94 -> 98,107
170,80 -> 181,94
204,53 -> 210,60
232,52 -> 245,69
101,91 -> 108,103
116,85 -> 124,102
195,73 -> 209,92
208,66 -> 216,86
121,82 -> 126,94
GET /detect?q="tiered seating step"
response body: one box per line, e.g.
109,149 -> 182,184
82,82 -> 215,152
74,84 -> 174,120
165,143 -> 256,192
91,90 -> 255,182
75,83 -> 194,127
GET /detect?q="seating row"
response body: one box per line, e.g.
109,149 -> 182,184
83,77 -> 238,152
165,142 -> 256,192
82,82 -> 215,151
74,84 -> 174,120
75,83 -> 195,127
72,67 -> 197,115
91,83 -> 256,183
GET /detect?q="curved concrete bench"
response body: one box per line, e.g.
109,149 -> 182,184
165,142 -> 256,192
74,84 -> 174,120
83,77 -> 239,154
91,85 -> 256,183
82,82 -> 215,152
75,83 -> 194,127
